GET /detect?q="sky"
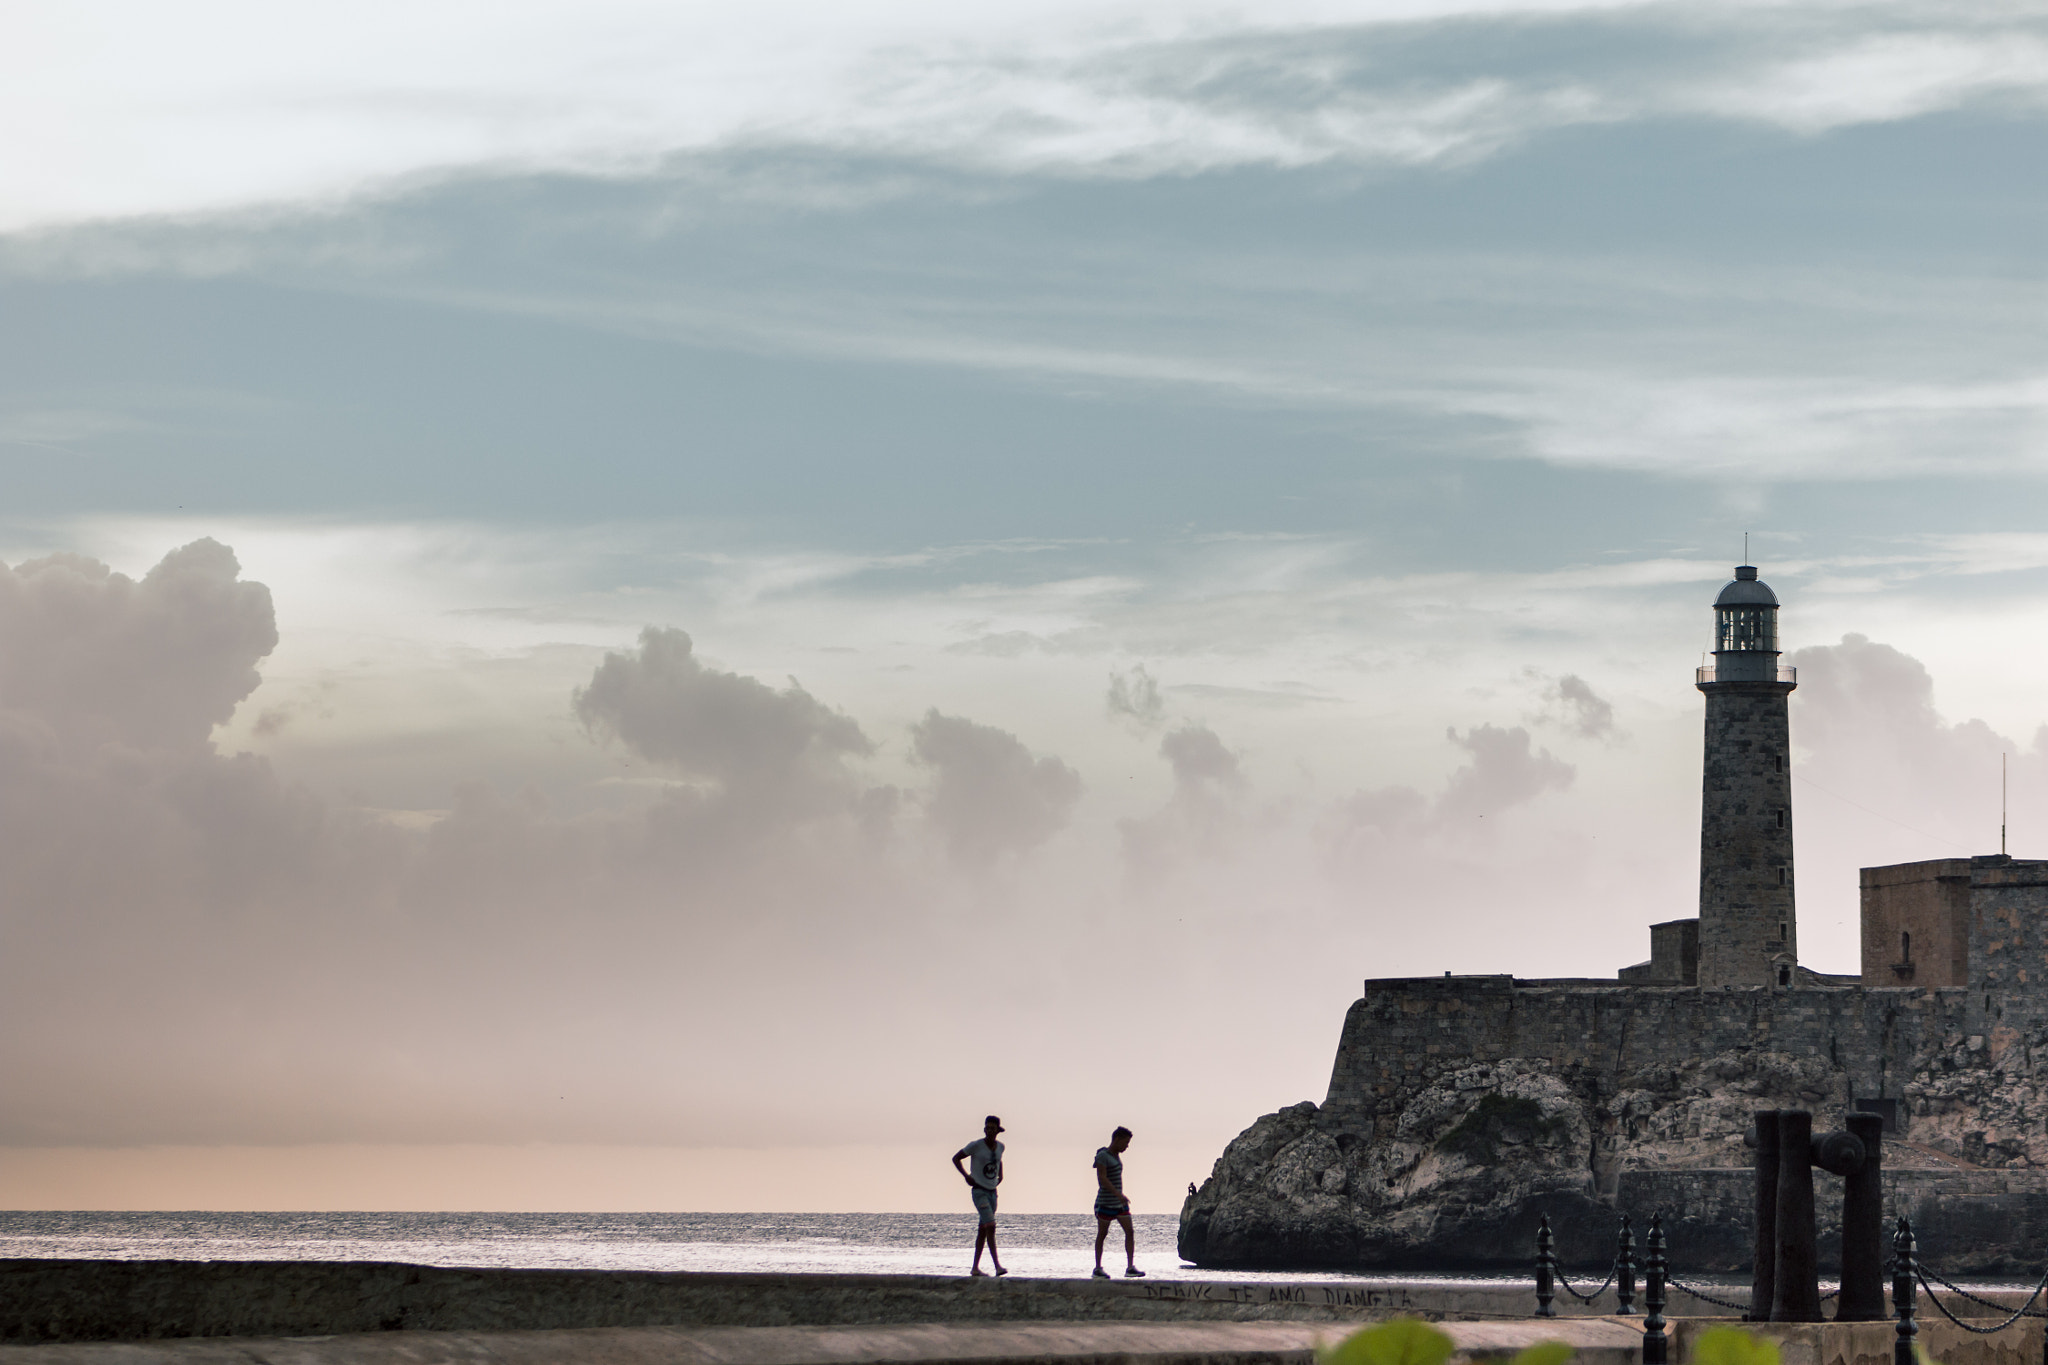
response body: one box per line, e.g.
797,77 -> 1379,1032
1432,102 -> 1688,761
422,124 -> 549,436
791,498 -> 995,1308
1,0 -> 2046,1215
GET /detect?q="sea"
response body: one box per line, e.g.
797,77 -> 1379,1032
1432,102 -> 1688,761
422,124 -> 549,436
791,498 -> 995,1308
0,1211 -> 1523,1286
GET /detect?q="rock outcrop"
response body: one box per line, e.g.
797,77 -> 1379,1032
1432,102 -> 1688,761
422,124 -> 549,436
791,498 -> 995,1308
1182,1062 -> 1606,1270
1180,985 -> 2048,1274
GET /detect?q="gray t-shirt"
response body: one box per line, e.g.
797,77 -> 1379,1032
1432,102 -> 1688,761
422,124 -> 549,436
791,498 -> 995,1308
962,1138 -> 1004,1189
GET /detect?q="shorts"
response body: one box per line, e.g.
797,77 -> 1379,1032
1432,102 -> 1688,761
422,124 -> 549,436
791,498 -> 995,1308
972,1186 -> 998,1225
1095,1200 -> 1130,1220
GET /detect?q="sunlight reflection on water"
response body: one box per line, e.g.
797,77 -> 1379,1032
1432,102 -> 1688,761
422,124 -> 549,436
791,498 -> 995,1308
0,1211 -> 1535,1285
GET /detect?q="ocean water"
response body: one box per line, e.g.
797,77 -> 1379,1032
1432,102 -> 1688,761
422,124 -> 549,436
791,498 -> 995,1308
0,1211 -> 1522,1285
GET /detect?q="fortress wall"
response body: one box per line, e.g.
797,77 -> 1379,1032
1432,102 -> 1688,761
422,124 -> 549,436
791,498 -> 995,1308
1861,861 -> 1971,988
1970,862 -> 2048,996
1318,977 -> 2012,1140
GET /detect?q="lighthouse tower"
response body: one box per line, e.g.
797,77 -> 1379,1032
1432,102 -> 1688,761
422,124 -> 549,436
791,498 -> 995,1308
1696,564 -> 1798,988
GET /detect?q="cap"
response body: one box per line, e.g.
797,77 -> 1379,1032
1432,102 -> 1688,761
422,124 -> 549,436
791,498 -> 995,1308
984,1115 -> 1005,1132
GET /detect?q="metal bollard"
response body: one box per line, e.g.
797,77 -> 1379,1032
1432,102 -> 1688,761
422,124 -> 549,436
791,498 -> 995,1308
1772,1109 -> 1822,1322
1892,1217 -> 1918,1365
1750,1109 -> 1780,1321
1617,1214 -> 1639,1317
1535,1215 -> 1558,1318
1643,1213 -> 1669,1365
1835,1112 -> 1887,1322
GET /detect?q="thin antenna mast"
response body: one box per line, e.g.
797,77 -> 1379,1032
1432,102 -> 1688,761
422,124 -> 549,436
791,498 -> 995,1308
2003,752 -> 2008,856
1744,532 -> 1749,564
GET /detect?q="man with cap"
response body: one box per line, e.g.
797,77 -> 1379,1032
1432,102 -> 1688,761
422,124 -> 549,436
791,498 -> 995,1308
951,1116 -> 1008,1276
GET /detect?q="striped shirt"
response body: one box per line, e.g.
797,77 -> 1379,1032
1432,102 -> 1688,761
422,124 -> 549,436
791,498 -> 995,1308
1093,1147 -> 1126,1215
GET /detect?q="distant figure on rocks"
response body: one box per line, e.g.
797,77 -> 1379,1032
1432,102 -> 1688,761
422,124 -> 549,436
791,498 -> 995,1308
952,1115 -> 1008,1277
1092,1126 -> 1142,1278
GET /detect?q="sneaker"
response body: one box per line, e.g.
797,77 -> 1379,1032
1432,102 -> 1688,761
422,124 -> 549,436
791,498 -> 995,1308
1125,1267 -> 1146,1278
1092,1267 -> 1111,1279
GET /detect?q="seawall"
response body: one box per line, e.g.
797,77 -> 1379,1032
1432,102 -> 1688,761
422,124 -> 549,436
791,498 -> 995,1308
0,1261 -> 1619,1345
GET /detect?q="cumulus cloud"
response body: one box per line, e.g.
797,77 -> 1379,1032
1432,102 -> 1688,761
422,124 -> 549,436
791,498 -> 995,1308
0,539 -> 275,754
0,537 -> 1639,1166
1790,633 -> 2048,855
1106,664 -> 1165,728
1531,673 -> 1617,741
1330,722 -> 1574,841
573,626 -> 874,826
1121,723 -> 1250,874
1436,724 -> 1575,823
909,709 -> 1083,863
1159,724 -> 1245,796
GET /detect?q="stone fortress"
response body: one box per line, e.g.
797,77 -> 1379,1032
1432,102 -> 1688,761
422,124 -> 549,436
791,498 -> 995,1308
1180,566 -> 2048,1273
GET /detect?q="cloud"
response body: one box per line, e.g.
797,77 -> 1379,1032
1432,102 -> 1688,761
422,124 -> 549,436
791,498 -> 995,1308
1106,664 -> 1165,727
0,538 -> 277,755
1532,673 -> 1617,741
1331,721 -> 1574,841
7,4 -> 2047,230
909,708 -> 1083,863
1789,633 -> 2048,855
1159,723 -> 1243,793
1478,370 -> 2048,482
1120,723 -> 1251,875
1436,723 -> 1575,822
572,626 -> 873,826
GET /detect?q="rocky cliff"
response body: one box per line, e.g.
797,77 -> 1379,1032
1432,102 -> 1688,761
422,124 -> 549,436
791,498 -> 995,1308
1179,984 -> 2048,1274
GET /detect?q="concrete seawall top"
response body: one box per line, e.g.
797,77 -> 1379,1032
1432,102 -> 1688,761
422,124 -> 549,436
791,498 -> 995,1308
0,1260 -> 1577,1345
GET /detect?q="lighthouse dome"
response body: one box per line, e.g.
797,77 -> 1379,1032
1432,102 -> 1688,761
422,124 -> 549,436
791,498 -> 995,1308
1715,564 -> 1779,608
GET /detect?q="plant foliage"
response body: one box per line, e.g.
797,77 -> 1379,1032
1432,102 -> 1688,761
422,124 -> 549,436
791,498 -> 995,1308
1690,1327 -> 1783,1365
1317,1319 -> 1574,1365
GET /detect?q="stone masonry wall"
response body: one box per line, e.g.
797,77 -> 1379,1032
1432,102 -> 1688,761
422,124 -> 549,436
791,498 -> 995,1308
1698,682 -> 1797,987
1862,860 -> 1971,988
1970,860 -> 2048,997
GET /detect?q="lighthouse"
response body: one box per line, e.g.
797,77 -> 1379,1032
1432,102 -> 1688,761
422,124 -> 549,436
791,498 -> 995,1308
1696,564 -> 1798,988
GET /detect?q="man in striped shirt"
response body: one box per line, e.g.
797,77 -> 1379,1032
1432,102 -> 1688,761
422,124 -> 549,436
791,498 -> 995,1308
1091,1126 -> 1142,1278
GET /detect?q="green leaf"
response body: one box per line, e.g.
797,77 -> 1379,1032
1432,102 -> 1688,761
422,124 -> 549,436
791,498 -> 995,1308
1690,1326 -> 1783,1365
1317,1318 -> 1457,1365
1509,1340 -> 1576,1365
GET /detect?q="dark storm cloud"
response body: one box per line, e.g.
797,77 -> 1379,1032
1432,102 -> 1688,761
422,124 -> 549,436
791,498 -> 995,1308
909,708 -> 1083,863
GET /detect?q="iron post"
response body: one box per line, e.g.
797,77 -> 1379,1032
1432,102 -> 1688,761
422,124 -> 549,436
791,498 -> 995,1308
1892,1216 -> 1917,1365
1617,1215 -> 1638,1317
1535,1215 -> 1557,1318
1643,1213 -> 1669,1365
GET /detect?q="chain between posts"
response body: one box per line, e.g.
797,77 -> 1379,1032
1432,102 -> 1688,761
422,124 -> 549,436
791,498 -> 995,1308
1554,1264 -> 1618,1303
1531,1208 -> 2048,1337
1910,1265 -> 2048,1335
1665,1277 -> 1750,1313
1916,1265 -> 2048,1319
